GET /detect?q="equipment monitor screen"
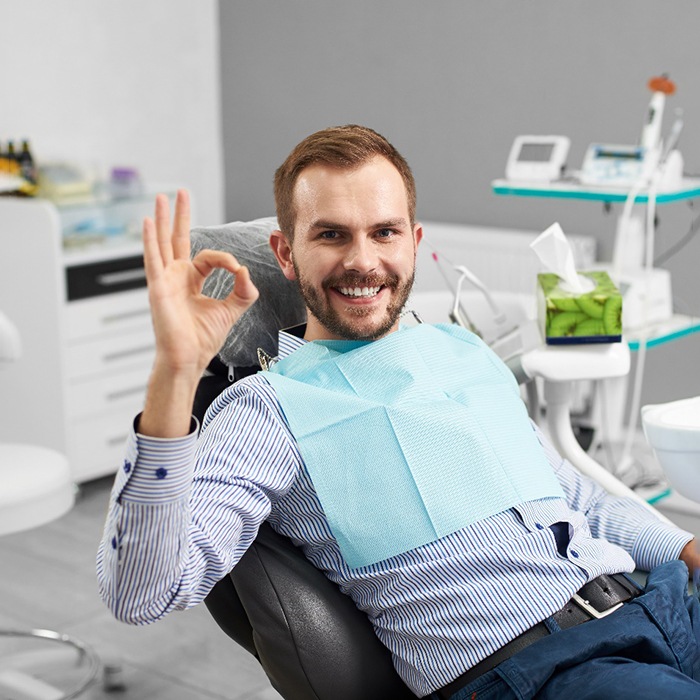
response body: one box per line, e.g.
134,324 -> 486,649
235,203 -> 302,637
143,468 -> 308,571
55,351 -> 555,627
505,135 -> 570,183
594,146 -> 644,161
518,143 -> 555,163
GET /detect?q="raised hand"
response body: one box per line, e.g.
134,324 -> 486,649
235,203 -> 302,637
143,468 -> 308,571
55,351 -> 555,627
139,190 -> 259,437
143,189 -> 259,375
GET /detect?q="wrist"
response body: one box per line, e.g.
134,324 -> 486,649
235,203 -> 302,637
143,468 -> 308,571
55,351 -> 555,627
139,361 -> 203,438
151,351 -> 209,383
679,539 -> 700,572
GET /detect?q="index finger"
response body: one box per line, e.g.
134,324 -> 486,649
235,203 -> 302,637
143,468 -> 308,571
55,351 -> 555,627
142,215 -> 163,282
154,193 -> 173,266
172,189 -> 191,261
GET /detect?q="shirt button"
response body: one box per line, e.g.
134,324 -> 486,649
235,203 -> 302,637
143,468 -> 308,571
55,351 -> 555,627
570,550 -> 580,558
535,523 -> 544,530
123,460 -> 131,474
155,467 -> 168,480
111,537 -> 118,550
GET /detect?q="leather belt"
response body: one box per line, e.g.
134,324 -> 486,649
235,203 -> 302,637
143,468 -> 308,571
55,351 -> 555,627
436,573 -> 641,699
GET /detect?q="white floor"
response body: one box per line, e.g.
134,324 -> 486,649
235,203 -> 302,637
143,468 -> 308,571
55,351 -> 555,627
0,476 -> 283,700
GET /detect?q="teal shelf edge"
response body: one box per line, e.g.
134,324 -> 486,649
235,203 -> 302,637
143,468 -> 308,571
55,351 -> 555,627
492,183 -> 700,205
628,322 -> 700,351
646,487 -> 672,506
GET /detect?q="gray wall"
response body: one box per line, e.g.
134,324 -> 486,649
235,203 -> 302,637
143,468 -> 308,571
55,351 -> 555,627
219,1 -> 700,405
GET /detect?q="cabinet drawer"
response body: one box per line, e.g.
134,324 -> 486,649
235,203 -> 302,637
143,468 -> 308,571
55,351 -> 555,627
67,329 -> 155,380
65,288 -> 152,341
68,410 -> 138,482
67,366 -> 149,419
66,254 -> 146,301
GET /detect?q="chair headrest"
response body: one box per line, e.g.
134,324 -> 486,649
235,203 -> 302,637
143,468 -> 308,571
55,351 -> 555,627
191,218 -> 306,369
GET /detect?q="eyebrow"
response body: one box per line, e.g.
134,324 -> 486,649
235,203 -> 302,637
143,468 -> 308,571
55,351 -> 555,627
309,218 -> 408,231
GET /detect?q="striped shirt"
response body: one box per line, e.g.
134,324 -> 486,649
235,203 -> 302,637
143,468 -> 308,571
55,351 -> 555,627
97,329 -> 692,697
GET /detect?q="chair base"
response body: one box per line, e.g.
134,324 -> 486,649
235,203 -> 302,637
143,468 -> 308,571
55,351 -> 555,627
0,628 -> 102,700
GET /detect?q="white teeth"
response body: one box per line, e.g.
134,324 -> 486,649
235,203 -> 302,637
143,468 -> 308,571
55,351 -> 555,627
339,286 -> 381,298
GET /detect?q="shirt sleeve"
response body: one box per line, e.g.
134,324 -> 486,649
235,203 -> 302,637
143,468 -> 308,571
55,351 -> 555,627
533,422 -> 693,571
96,381 -> 301,625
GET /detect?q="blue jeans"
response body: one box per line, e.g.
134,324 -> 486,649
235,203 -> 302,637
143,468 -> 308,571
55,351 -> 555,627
431,561 -> 700,700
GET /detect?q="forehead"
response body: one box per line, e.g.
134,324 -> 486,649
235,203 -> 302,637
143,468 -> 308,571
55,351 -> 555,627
292,156 -> 409,225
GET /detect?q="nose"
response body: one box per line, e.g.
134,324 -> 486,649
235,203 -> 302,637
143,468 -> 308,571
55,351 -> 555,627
343,236 -> 378,273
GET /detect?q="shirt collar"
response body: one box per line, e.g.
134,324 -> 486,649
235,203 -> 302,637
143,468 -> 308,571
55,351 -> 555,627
277,324 -> 307,360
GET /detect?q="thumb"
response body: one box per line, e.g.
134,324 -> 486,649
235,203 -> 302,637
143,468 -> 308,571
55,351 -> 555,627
227,264 -> 259,310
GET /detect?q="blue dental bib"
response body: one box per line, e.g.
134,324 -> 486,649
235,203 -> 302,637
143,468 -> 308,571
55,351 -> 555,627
265,324 -> 564,569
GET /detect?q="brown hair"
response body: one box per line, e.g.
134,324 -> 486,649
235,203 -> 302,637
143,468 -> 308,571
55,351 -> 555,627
273,125 -> 416,240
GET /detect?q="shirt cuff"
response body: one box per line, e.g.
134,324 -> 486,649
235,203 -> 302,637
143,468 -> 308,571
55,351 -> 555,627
118,413 -> 200,504
632,519 -> 694,572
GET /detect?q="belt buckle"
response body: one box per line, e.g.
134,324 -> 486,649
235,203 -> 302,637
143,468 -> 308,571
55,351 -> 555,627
571,593 -> 623,620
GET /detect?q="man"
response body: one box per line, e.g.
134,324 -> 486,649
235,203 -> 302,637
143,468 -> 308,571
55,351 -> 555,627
98,125 -> 700,698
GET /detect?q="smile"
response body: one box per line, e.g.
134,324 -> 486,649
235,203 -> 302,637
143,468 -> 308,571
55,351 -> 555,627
337,286 -> 382,298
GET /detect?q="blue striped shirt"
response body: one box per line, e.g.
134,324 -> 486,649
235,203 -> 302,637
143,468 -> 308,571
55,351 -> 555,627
97,329 -> 693,697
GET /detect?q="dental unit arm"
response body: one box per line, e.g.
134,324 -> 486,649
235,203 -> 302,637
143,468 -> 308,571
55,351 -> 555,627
517,340 -> 673,524
452,266 -> 507,327
642,75 -> 674,154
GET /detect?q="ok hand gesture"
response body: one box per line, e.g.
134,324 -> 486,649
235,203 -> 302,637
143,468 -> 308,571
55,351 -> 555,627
139,190 -> 259,437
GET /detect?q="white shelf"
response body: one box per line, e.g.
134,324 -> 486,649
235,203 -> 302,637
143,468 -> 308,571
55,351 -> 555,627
492,177 -> 700,204
626,314 -> 700,351
0,197 -> 159,482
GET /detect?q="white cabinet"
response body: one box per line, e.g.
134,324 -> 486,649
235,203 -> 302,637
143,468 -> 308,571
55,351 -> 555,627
0,196 -> 166,482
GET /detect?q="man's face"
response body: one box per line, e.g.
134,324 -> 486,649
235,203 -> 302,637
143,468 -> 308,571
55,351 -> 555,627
271,156 -> 422,342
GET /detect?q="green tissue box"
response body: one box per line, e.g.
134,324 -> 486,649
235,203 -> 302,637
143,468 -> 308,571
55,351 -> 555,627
537,270 -> 622,345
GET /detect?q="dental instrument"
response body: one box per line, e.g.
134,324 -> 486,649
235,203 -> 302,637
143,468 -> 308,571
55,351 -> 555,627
430,251 -> 477,333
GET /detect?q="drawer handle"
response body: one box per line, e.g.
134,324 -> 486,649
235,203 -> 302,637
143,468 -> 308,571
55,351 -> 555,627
107,434 -> 128,447
97,269 -> 147,286
106,385 -> 147,402
102,345 -> 155,363
102,308 -> 151,324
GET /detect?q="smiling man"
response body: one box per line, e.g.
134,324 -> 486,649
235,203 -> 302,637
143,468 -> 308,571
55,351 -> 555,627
270,135 -> 421,342
98,125 -> 700,699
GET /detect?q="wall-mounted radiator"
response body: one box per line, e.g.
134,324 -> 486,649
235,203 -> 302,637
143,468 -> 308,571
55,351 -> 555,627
415,221 -> 596,296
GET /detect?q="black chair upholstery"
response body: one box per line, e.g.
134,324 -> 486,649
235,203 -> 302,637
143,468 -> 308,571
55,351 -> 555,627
205,523 -> 415,700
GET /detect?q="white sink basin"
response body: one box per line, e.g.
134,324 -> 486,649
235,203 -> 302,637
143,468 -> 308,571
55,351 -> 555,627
643,396 -> 700,502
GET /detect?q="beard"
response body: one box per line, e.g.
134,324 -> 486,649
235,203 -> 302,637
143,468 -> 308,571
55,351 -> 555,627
293,262 -> 415,341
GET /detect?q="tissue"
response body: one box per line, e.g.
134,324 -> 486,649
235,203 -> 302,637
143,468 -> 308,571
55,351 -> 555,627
531,223 -> 622,344
531,223 -> 594,295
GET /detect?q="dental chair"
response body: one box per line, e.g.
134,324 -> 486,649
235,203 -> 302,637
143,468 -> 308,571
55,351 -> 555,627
190,220 -> 414,700
192,218 -> 666,700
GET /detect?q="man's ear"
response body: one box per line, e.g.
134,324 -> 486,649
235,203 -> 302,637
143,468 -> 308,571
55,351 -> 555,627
414,222 -> 423,248
269,230 -> 296,281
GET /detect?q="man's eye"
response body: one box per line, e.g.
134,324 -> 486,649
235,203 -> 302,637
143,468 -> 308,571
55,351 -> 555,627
376,228 -> 395,238
320,230 -> 339,240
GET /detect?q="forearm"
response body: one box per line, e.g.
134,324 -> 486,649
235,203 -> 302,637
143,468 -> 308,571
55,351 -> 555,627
138,360 -> 204,438
97,426 -> 262,624
97,424 -> 201,623
536,422 -> 693,568
97,385 -> 300,625
588,494 -> 693,571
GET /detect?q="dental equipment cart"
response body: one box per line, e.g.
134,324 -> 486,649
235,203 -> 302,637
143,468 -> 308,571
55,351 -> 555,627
491,176 -> 700,359
492,177 -> 700,512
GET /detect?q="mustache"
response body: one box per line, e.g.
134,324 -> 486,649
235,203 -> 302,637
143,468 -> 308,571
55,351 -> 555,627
322,273 -> 399,290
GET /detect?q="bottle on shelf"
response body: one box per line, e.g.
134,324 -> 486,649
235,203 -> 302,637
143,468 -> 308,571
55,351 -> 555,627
18,140 -> 37,184
0,138 -> 38,196
1,140 -> 20,176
